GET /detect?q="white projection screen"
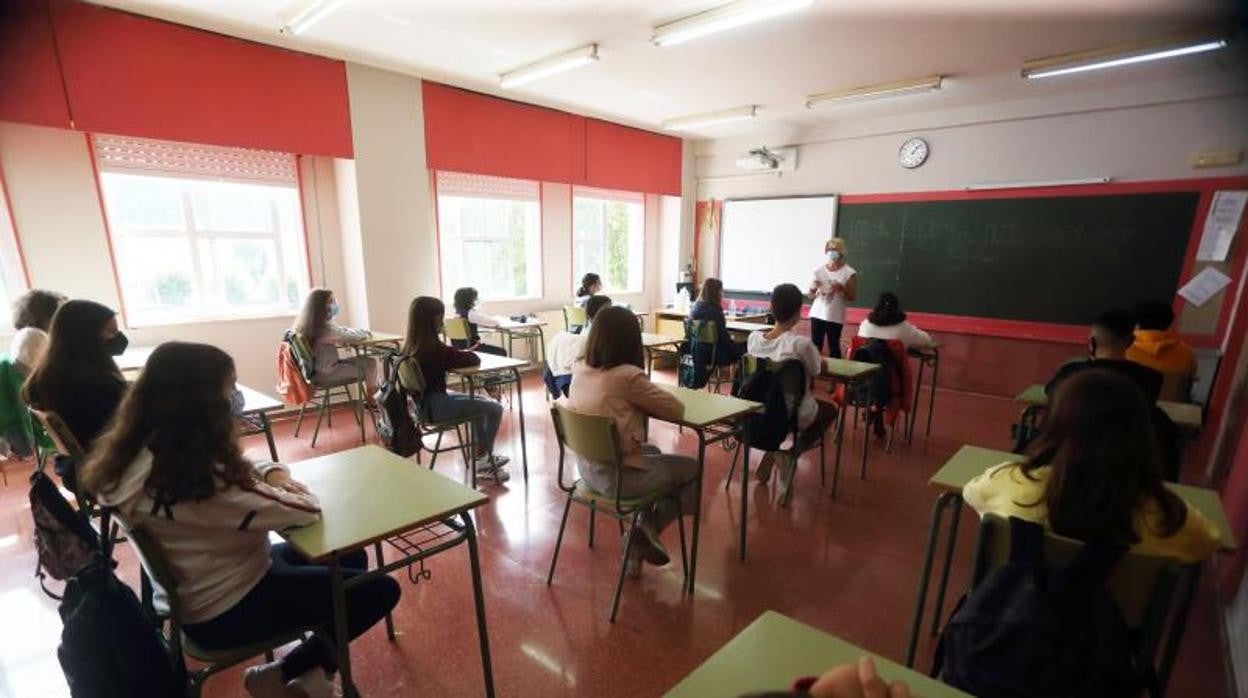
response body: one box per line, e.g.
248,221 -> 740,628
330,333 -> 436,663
719,195 -> 838,294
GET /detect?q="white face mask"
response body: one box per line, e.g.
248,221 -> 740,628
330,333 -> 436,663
827,250 -> 842,263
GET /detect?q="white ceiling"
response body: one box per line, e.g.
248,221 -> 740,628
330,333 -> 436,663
93,0 -> 1245,139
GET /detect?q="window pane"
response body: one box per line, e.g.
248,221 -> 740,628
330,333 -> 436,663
191,180 -> 281,232
573,194 -> 644,294
438,190 -> 541,301
116,237 -> 198,312
199,238 -> 283,306
99,173 -> 184,230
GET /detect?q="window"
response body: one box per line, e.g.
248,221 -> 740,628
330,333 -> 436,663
0,174 -> 29,328
436,171 -> 542,301
94,135 -> 309,326
573,188 -> 644,294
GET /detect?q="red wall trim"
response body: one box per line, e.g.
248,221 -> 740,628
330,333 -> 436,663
842,307 -> 1088,344
0,0 -> 72,129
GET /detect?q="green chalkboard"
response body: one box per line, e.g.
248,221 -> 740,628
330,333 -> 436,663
839,192 -> 1200,325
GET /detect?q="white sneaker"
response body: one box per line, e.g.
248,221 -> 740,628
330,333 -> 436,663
243,661 -> 288,698
473,456 -> 511,483
286,668 -> 336,698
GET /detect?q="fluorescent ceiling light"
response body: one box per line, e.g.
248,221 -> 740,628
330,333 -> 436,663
652,0 -> 813,47
500,44 -> 599,89
1022,36 -> 1228,79
279,0 -> 348,36
806,75 -> 944,109
965,177 -> 1110,191
663,105 -> 757,131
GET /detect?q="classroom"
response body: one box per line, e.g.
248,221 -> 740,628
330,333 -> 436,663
0,0 -> 1246,696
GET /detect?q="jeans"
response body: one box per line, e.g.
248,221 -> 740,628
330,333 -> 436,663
183,545 -> 400,682
578,445 -> 698,533
810,318 -> 843,358
426,392 -> 503,453
543,367 -> 572,399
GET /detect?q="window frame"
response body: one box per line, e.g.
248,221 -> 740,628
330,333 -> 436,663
571,187 -> 646,296
433,171 -> 545,303
92,142 -> 312,328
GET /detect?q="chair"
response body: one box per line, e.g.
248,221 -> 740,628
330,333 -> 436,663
724,357 -> 823,507
286,332 -> 366,447
962,514 -> 1183,696
395,355 -> 486,488
833,337 -> 912,458
546,405 -> 689,622
126,527 -> 316,698
683,319 -> 729,393
444,317 -> 473,346
563,305 -> 587,333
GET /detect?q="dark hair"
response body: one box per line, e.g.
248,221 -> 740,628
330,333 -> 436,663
585,294 -> 613,322
583,306 -> 643,370
867,292 -> 906,327
577,273 -> 601,298
453,287 -> 479,317
79,342 -> 254,505
1020,368 -> 1186,543
1133,300 -> 1175,331
402,296 -> 445,355
700,278 -> 724,308
23,300 -> 121,407
12,289 -> 66,331
293,288 -> 333,344
769,283 -> 804,324
1091,309 -> 1135,347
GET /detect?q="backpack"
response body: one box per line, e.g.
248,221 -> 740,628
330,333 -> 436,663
30,470 -> 100,597
678,320 -> 710,390
933,517 -> 1142,698
374,353 -> 420,458
284,330 -> 316,381
848,339 -> 897,411
58,562 -> 186,697
733,358 -> 802,451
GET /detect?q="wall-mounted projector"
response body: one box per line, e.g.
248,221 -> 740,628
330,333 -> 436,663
735,146 -> 797,173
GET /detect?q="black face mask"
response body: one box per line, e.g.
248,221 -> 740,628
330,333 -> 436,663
104,332 -> 129,356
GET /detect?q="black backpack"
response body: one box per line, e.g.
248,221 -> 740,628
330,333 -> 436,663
732,358 -> 802,452
848,339 -> 897,411
678,319 -> 710,390
375,353 -> 420,458
933,517 -> 1142,698
30,470 -> 101,596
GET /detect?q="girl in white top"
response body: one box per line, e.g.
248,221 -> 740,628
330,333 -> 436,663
857,292 -> 936,350
808,237 -> 857,359
8,289 -> 65,373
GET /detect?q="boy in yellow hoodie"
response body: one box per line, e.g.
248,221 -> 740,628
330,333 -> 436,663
1126,300 -> 1196,402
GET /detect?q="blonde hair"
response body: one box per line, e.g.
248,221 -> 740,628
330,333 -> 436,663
825,237 -> 847,254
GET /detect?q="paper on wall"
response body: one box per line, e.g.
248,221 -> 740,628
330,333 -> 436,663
1177,266 -> 1233,307
1196,190 -> 1247,262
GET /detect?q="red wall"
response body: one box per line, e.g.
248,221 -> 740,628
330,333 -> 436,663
0,0 -> 72,129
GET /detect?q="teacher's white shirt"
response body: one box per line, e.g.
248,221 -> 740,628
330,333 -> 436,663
809,264 -> 856,324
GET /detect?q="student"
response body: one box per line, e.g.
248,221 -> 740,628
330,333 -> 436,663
689,278 -> 745,367
82,342 -> 400,697
574,273 -> 603,308
808,237 -> 857,359
9,289 -> 66,374
964,369 -> 1218,562
292,288 -> 378,396
856,292 -> 936,350
401,297 -> 510,483
450,287 -> 507,356
545,295 -> 612,398
23,300 -> 128,450
564,306 -> 696,573
1127,300 -> 1197,402
746,283 -> 838,484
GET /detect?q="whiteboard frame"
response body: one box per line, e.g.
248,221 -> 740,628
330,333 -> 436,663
718,194 -> 839,298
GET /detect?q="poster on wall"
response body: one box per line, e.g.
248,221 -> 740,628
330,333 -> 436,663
1196,190 -> 1247,262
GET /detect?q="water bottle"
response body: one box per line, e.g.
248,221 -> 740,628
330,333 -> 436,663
728,299 -> 738,316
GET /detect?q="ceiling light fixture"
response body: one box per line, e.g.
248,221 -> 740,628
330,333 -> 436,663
1021,35 -> 1228,80
662,105 -> 758,131
499,44 -> 600,89
652,0 -> 813,47
965,177 -> 1111,191
279,0 -> 348,36
806,75 -> 944,109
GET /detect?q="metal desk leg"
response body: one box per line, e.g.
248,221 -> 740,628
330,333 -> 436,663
907,358 -> 926,445
929,496 -> 963,637
329,556 -> 356,697
687,432 -> 707,595
830,381 -> 846,498
463,513 -> 496,698
260,413 -> 279,462
739,438 -> 750,561
466,377 -> 479,490
859,385 -> 871,480
1157,563 -> 1202,693
373,542 -> 396,641
904,491 -> 960,667
512,367 -> 528,481
925,352 -> 939,438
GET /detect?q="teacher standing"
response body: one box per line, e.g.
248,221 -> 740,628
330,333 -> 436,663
808,237 -> 857,358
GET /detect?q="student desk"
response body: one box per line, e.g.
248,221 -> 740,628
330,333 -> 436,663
282,446 -> 493,698
654,384 -> 763,593
654,307 -> 769,338
484,318 -> 546,363
906,343 -> 942,443
817,358 -> 882,498
448,352 -> 531,484
1016,383 -> 1203,433
642,332 -> 683,376
340,331 -> 403,359
903,444 -> 1236,683
667,611 -> 971,698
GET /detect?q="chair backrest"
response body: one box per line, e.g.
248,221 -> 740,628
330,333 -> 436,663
563,305 -> 587,331
395,355 -> 433,422
30,407 -> 85,459
285,332 -> 317,381
685,318 -> 718,344
970,514 -> 1181,657
847,335 -> 913,414
737,355 -> 807,442
444,317 -> 472,342
549,405 -> 626,502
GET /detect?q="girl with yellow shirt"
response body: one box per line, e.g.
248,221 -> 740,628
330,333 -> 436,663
963,368 -> 1218,563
